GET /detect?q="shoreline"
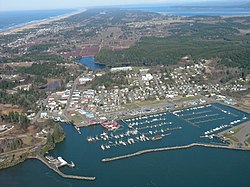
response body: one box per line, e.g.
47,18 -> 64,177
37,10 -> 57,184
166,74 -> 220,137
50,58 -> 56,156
0,9 -> 86,35
102,143 -> 250,162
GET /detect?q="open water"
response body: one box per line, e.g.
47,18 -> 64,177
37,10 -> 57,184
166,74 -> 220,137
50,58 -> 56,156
0,9 -> 75,31
128,7 -> 250,16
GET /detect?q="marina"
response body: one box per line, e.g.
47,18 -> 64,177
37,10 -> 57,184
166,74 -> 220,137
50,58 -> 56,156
83,103 -> 249,153
1,103 -> 250,186
1,102 -> 250,187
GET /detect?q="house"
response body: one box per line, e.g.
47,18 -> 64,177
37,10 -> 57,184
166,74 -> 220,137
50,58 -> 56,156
40,111 -> 48,118
142,74 -> 153,81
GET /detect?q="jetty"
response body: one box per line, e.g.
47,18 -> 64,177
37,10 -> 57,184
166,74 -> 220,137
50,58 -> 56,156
74,126 -> 81,134
101,143 -> 250,162
29,156 -> 95,181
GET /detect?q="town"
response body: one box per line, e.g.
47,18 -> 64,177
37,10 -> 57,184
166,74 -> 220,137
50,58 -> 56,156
0,8 -> 250,182
33,59 -> 249,129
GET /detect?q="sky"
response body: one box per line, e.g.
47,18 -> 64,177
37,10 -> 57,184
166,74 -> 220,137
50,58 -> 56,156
0,0 -> 248,11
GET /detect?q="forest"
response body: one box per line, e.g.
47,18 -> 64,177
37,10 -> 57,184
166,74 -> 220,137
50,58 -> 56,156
96,17 -> 250,70
18,62 -> 66,78
96,35 -> 250,68
0,87 -> 46,111
1,111 -> 30,129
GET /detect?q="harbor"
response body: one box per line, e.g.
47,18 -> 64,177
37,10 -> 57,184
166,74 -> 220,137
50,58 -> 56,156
86,116 -> 180,151
31,102 -> 250,184
80,103 -> 250,155
54,102 -> 250,168
2,103 -> 249,186
2,102 -> 250,187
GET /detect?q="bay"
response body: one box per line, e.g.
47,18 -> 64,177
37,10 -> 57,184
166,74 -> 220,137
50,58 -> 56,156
127,7 -> 250,16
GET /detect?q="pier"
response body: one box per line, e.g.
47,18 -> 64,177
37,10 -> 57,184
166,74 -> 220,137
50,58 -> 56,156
29,156 -> 95,181
181,110 -> 212,117
74,126 -> 81,134
211,104 -> 238,117
193,117 -> 225,125
101,143 -> 250,162
185,113 -> 219,121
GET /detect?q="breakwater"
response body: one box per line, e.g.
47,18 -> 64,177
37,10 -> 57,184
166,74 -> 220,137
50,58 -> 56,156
29,156 -> 96,181
102,143 -> 250,162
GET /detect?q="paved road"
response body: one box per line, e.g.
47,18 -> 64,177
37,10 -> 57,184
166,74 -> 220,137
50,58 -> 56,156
62,74 -> 82,122
152,74 -> 164,96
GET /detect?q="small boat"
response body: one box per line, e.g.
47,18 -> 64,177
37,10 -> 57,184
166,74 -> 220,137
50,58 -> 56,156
101,144 -> 105,150
69,161 -> 75,168
151,135 -> 163,141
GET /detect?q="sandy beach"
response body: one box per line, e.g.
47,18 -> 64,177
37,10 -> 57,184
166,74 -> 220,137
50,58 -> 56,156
0,9 -> 86,35
221,14 -> 250,18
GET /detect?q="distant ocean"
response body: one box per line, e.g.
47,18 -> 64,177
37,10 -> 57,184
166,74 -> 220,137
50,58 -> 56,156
1,7 -> 250,32
128,7 -> 250,16
0,9 -> 75,31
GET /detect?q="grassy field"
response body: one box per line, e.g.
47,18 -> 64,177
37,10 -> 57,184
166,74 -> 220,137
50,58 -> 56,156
223,126 -> 245,143
122,99 -> 168,110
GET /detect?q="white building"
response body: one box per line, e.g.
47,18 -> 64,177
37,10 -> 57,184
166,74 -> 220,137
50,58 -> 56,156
79,77 -> 93,85
40,111 -> 48,118
110,67 -> 132,72
142,73 -> 153,81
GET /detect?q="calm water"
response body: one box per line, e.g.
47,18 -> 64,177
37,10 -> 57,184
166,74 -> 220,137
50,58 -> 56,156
76,56 -> 106,71
0,9 -> 75,31
128,7 -> 250,16
0,104 -> 250,187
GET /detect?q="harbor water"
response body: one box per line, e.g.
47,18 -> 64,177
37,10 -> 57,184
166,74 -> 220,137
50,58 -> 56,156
1,104 -> 250,187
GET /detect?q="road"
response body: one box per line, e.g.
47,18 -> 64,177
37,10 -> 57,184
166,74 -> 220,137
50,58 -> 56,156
152,74 -> 164,97
32,74 -> 82,124
62,74 -> 82,122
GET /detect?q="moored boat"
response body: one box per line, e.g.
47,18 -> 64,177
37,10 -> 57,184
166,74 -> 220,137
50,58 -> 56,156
151,135 -> 163,141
